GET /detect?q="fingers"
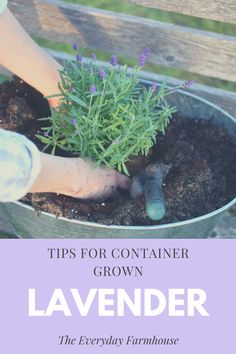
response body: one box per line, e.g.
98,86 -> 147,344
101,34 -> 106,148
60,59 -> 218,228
81,185 -> 116,202
47,97 -> 61,108
116,172 -> 131,191
63,158 -> 131,201
92,172 -> 131,201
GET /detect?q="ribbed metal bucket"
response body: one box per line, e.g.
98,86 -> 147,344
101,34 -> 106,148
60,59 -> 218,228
0,86 -> 235,238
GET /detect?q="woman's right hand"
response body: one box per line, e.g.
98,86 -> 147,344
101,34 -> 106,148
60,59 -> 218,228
30,153 -> 131,201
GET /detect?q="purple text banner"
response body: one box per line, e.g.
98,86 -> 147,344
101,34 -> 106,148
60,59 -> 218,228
0,239 -> 235,354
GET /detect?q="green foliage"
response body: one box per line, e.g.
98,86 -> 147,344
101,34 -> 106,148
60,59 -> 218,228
38,52 -> 176,175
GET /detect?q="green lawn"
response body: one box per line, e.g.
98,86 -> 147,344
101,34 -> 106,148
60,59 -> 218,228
33,0 -> 236,92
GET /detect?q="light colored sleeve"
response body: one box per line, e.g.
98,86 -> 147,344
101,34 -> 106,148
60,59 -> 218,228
0,0 -> 7,15
0,129 -> 42,202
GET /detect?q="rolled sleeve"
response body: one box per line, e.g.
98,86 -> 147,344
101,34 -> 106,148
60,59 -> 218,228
0,129 -> 41,202
0,0 -> 7,15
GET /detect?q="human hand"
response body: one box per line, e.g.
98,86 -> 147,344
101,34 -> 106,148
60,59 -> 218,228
60,158 -> 131,200
47,96 -> 62,108
30,153 -> 131,201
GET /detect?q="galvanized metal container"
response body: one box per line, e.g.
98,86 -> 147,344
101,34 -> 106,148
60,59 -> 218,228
0,86 -> 235,238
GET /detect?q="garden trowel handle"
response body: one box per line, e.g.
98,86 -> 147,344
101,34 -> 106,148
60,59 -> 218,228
145,173 -> 166,221
130,163 -> 170,221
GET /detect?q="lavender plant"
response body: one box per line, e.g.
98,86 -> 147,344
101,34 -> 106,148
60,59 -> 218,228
38,47 -> 178,175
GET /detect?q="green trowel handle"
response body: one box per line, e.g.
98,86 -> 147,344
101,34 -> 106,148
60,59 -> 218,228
145,179 -> 166,221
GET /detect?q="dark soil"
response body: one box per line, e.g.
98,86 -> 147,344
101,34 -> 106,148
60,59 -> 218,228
1,77 -> 236,226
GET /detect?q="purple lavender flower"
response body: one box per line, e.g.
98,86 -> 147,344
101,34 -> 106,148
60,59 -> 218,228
143,47 -> 151,57
182,80 -> 194,88
138,48 -> 151,67
98,68 -> 107,79
89,84 -> 96,94
151,83 -> 158,92
76,53 -> 83,63
138,53 -> 146,67
91,53 -> 97,60
43,131 -> 49,137
71,117 -> 77,126
73,43 -> 78,51
110,54 -> 118,66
